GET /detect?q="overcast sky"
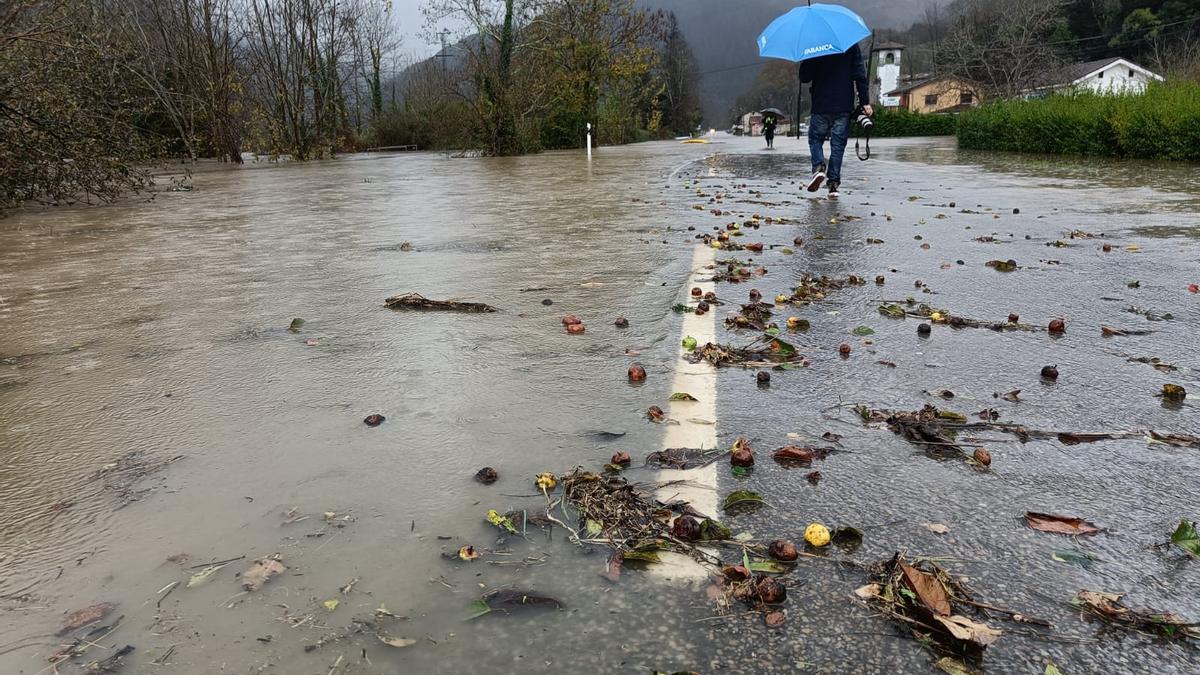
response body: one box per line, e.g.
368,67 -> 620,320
394,0 -> 437,58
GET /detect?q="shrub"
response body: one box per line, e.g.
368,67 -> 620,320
957,82 -> 1200,160
868,109 -> 958,137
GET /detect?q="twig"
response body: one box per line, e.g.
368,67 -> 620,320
188,555 -> 244,570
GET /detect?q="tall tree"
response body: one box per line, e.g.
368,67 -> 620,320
658,11 -> 701,136
937,0 -> 1069,98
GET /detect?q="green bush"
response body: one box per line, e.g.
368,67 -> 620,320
957,82 -> 1200,160
868,109 -> 958,137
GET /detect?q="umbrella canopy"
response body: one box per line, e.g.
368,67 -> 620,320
757,3 -> 870,62
760,107 -> 785,116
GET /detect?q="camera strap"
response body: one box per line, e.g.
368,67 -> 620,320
855,127 -> 871,161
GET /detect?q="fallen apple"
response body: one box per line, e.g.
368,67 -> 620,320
1008,313 -> 1020,323
838,343 -> 852,356
756,577 -> 787,604
731,437 -> 754,467
768,540 -> 799,562
628,364 -> 646,381
363,414 -> 385,427
672,515 -> 701,541
1049,318 -> 1066,334
614,317 -> 629,328
973,447 -> 992,466
691,287 -> 702,297
562,314 -> 582,326
1041,365 -> 1059,380
875,275 -> 885,285
611,451 -> 632,466
474,467 -> 498,484
757,371 -> 770,384
566,323 -> 586,334
917,323 -> 932,335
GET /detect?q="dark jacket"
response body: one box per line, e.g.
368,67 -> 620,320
798,44 -> 869,115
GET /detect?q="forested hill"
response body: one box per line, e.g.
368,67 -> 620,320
646,0 -> 944,124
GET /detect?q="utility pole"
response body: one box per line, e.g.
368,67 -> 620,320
437,29 -> 452,69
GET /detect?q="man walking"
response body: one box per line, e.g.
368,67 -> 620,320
799,43 -> 871,199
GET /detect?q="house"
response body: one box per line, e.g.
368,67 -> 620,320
886,77 -> 980,114
1029,57 -> 1163,96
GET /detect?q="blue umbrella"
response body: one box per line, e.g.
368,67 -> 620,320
757,3 -> 870,62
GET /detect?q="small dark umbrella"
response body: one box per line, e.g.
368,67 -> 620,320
760,107 -> 785,116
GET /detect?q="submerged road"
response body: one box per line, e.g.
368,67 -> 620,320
1,136 -> 1198,673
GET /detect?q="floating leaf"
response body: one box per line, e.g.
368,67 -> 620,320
923,523 -> 950,535
187,563 -> 228,588
730,466 -> 749,478
935,615 -> 1002,647
748,560 -> 788,574
935,656 -> 977,675
879,303 -> 906,318
287,318 -> 305,332
486,509 -> 517,534
831,526 -> 864,552
466,600 -> 493,620
671,304 -> 695,314
699,519 -> 732,541
586,520 -> 603,537
669,392 -> 699,402
852,325 -> 875,336
937,410 -> 967,422
458,545 -> 481,561
1170,520 -> 1200,558
722,490 -> 765,512
322,599 -> 339,612
1045,664 -> 1063,675
1025,512 -> 1100,536
899,561 -> 951,616
241,557 -> 286,592
763,327 -> 781,337
1052,549 -> 1097,569
985,259 -> 1018,272
378,635 -> 416,648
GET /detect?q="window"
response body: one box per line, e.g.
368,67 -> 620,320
885,53 -> 895,64
960,92 -> 974,105
1098,71 -> 1104,79
924,94 -> 939,106
1129,68 -> 1134,77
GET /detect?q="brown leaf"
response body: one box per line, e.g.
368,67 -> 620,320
378,635 -> 417,648
241,557 -> 287,591
899,561 -> 952,616
1001,389 -> 1021,402
764,611 -> 786,627
771,445 -> 832,464
57,602 -> 114,635
854,583 -> 881,600
923,523 -> 950,535
935,614 -> 1002,647
1024,512 -> 1101,536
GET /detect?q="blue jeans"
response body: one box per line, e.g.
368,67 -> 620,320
808,113 -> 850,183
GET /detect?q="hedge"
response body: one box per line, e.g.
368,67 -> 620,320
956,82 -> 1200,161
868,109 -> 958,137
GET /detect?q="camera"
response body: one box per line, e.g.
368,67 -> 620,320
854,107 -> 873,131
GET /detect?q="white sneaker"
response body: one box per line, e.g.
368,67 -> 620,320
827,181 -> 840,199
806,165 -> 826,192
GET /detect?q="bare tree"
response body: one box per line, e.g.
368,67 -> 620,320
937,0 -> 1069,99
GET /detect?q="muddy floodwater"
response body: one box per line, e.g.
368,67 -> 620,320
2,136 -> 1198,674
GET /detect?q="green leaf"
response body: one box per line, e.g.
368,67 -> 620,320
831,526 -> 864,552
732,531 -> 754,542
669,392 -> 699,401
731,466 -> 749,478
466,600 -> 493,620
1044,664 -> 1064,675
878,303 -> 906,319
287,318 -> 305,332
780,248 -> 794,255
586,519 -> 603,537
937,410 -> 967,422
748,560 -> 788,574
681,336 -> 698,351
763,327 -> 781,337
1052,549 -> 1097,570
935,657 -> 975,675
852,325 -> 875,336
1170,520 -> 1200,558
722,490 -> 765,512
699,519 -> 732,541
621,551 -> 661,563
672,304 -> 695,314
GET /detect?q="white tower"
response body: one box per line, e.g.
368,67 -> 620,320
872,42 -> 905,108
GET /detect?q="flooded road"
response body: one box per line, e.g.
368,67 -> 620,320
2,136 -> 1198,673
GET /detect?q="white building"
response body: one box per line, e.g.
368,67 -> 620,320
1032,57 -> 1163,96
871,41 -> 905,108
